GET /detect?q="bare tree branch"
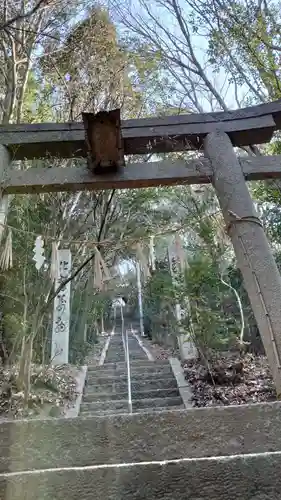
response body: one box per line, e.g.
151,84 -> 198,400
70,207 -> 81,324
0,0 -> 49,31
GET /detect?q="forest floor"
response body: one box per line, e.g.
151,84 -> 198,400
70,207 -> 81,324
183,351 -> 277,407
141,336 -> 179,360
0,335 -> 108,420
143,335 -> 277,407
0,363 -> 77,420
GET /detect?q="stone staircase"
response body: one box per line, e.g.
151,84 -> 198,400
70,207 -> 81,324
80,359 -> 184,416
80,331 -> 184,416
1,329 -> 281,498
1,402 -> 281,498
103,330 -> 147,363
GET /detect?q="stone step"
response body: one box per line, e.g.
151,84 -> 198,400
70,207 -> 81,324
108,340 -> 140,346
2,403 -> 281,473
90,362 -> 156,372
84,377 -> 178,393
106,346 -> 146,352
79,396 -> 183,413
83,387 -> 180,402
105,355 -> 147,362
105,357 -> 146,363
87,365 -> 172,377
86,370 -> 174,386
86,371 -> 174,385
81,405 -> 185,417
1,452 -> 281,499
81,408 -> 132,417
92,359 -> 169,370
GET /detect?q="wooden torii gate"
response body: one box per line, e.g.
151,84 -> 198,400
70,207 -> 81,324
1,101 -> 281,392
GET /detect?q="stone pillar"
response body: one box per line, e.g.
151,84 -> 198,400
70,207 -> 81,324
51,249 -> 72,365
205,129 -> 281,394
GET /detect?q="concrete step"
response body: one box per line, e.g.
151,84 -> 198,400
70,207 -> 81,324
2,402 -> 281,473
1,452 -> 281,499
85,378 -> 178,393
83,387 -> 180,402
80,396 -> 183,413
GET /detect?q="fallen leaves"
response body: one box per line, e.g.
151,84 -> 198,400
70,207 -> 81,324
183,352 -> 276,407
0,364 -> 77,419
143,339 -> 179,360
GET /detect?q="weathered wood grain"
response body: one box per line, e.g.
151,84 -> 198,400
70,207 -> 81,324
82,109 -> 125,173
1,98 -> 281,130
0,102 -> 278,159
2,155 -> 281,194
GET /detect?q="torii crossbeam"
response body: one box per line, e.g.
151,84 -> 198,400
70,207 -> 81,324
0,99 -> 281,193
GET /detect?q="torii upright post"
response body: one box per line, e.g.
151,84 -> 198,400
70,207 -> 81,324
205,130 -> 281,395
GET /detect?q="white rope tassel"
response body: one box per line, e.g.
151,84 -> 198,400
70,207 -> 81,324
0,228 -> 12,270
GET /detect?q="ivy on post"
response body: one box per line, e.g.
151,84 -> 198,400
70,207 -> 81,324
205,129 -> 281,395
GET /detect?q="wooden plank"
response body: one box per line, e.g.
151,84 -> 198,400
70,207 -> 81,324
0,114 -> 275,160
82,109 -> 125,174
1,98 -> 281,130
123,98 -> 281,127
2,155 -> 281,194
123,115 -> 274,137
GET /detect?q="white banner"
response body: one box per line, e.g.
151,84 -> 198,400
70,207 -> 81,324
51,249 -> 72,365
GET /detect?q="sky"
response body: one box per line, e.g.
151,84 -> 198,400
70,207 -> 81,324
107,0 -> 249,113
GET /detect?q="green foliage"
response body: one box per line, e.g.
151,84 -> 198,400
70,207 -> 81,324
183,254 -> 237,354
143,261 -> 174,319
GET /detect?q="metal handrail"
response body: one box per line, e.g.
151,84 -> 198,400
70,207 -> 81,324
120,305 -> 132,414
125,329 -> 132,414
